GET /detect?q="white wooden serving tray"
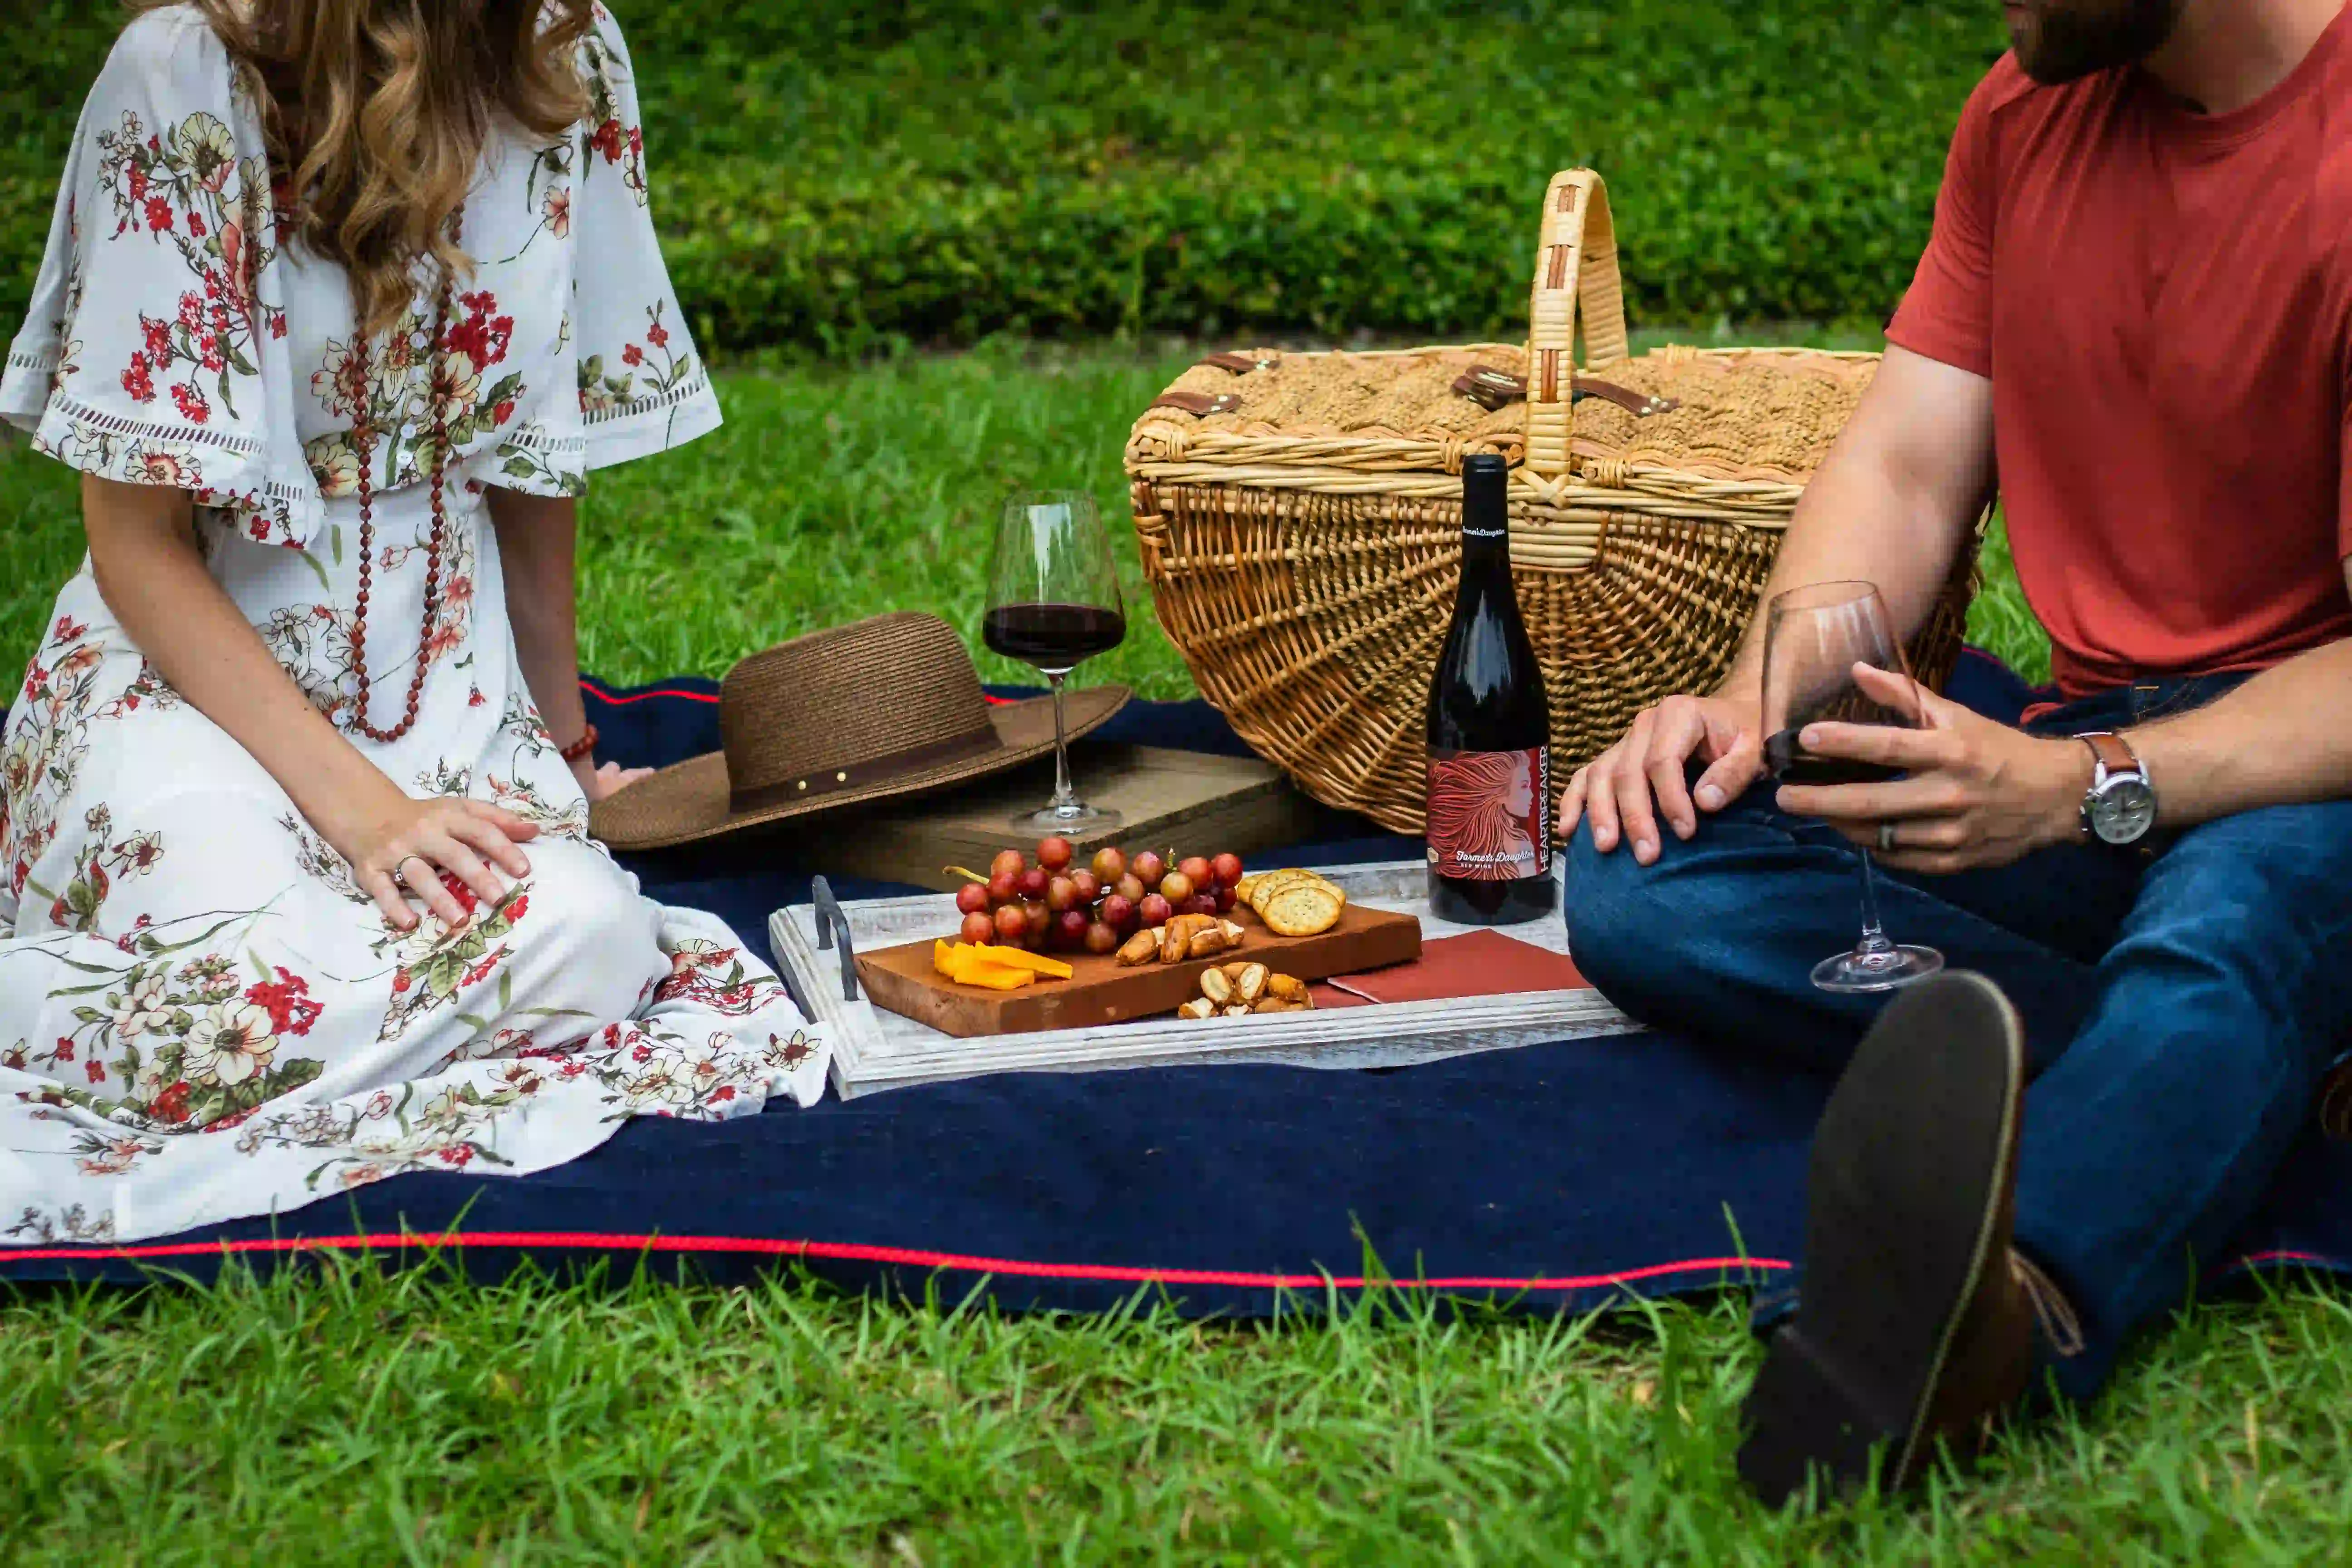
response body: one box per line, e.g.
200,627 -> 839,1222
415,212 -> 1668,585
769,861 -> 1640,1100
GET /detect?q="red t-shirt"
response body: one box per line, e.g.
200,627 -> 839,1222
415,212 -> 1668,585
1888,10 -> 2352,697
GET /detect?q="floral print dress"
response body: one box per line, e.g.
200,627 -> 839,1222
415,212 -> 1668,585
0,5 -> 828,1248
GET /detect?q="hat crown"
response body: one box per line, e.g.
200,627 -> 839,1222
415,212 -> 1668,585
719,612 -> 997,804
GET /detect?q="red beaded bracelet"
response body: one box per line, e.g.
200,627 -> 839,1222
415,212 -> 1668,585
559,723 -> 599,764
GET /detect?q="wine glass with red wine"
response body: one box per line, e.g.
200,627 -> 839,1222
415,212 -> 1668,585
1760,580 -> 1945,993
984,490 -> 1128,832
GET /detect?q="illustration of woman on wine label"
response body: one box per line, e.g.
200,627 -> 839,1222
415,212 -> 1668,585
1426,748 -> 1549,880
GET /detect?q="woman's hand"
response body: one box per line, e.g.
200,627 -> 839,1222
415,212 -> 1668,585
334,784 -> 542,931
574,755 -> 654,802
1559,691 -> 1766,863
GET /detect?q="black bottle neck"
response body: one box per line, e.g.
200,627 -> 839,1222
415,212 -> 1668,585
1458,460 -> 1513,581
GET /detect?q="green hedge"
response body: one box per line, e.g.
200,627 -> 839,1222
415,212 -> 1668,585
4,1 -> 2003,352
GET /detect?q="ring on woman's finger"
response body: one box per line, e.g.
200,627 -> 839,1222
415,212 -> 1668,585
1878,822 -> 1898,853
392,853 -> 431,891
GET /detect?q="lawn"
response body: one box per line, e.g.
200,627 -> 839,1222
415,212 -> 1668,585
4,341 -> 2345,1564
0,332 -> 2053,696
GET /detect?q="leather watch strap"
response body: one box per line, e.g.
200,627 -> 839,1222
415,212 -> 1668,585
2081,731 -> 2138,779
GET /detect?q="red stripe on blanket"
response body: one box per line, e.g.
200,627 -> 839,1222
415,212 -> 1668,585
579,682 -> 720,706
0,1230 -> 1791,1289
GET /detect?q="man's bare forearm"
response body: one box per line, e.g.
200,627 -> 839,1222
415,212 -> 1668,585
80,475 -> 399,843
1715,346 -> 1996,704
486,490 -> 588,748
2122,632 -> 2352,829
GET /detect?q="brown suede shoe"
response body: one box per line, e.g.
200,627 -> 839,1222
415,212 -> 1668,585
1736,971 -> 2063,1506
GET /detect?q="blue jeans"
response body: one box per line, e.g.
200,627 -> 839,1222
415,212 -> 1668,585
1564,674 -> 2352,1402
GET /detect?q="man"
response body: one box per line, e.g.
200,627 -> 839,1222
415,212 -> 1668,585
1560,0 -> 2352,1504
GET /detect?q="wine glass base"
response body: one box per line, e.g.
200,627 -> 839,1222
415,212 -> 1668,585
1811,943 -> 1945,995
1010,801 -> 1123,834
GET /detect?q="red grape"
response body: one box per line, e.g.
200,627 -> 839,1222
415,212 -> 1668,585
1177,856 -> 1213,889
1068,869 -> 1102,905
1037,836 -> 1074,872
1184,893 -> 1218,918
1019,899 -> 1051,934
1083,920 -> 1120,955
987,869 -> 1020,905
960,910 -> 995,944
1055,909 -> 1091,949
1210,852 -> 1245,888
1132,850 -> 1167,887
1114,873 -> 1147,906
1158,870 -> 1195,903
1138,893 -> 1173,928
1091,846 -> 1127,882
990,848 -> 1027,881
1213,884 -> 1238,913
1016,867 -> 1049,900
993,904 -> 1028,943
1099,894 -> 1137,932
1045,875 -> 1079,913
955,883 -> 991,916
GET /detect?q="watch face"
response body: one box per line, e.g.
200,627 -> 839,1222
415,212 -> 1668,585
2092,777 -> 2157,844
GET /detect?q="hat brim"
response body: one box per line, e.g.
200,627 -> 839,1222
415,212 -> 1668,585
588,686 -> 1132,851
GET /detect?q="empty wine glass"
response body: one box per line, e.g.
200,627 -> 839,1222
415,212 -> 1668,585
1760,580 -> 1945,994
984,490 -> 1128,832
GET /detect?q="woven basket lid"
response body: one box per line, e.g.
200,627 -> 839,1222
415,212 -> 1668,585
1127,343 -> 1874,488
590,612 -> 1129,850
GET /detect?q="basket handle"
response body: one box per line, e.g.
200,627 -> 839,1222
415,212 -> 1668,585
1524,170 -> 1632,480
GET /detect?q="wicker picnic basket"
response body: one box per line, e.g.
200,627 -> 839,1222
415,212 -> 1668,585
1124,169 -> 1975,835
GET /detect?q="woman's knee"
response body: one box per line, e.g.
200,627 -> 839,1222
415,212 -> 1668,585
502,839 -> 662,999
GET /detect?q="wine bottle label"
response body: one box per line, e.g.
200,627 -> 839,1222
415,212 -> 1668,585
1425,746 -> 1551,880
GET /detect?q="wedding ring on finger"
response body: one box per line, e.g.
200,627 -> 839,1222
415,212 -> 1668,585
392,854 -> 430,892
1878,822 -> 1898,854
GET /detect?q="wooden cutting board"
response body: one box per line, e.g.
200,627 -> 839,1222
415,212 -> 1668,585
855,903 -> 1423,1038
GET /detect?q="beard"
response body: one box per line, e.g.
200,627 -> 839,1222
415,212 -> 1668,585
2009,0 -> 2186,83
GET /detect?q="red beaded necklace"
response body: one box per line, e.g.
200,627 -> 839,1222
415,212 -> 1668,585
344,208 -> 464,745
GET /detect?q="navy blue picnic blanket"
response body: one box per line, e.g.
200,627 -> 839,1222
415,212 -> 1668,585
5,650 -> 2348,1311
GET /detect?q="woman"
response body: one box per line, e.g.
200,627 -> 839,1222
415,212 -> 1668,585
0,0 -> 828,1247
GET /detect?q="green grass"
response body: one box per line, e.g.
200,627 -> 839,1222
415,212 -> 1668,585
11,340 -> 2313,1566
5,1257 -> 2352,1563
1,330 -> 2053,695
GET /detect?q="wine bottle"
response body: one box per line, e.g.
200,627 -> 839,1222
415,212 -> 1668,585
1425,452 -> 1555,925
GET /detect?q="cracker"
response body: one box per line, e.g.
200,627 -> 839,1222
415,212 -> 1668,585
1259,883 -> 1343,937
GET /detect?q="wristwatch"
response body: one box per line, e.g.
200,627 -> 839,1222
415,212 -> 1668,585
2076,731 -> 2157,846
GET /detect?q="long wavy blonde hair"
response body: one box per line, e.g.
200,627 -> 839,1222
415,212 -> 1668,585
136,0 -> 595,336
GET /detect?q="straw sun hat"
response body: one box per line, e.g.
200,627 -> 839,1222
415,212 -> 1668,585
589,612 -> 1130,851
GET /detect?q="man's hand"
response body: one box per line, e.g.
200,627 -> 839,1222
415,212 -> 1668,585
1776,664 -> 2093,874
1559,692 -> 1766,864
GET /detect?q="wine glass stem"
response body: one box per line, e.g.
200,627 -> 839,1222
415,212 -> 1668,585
1047,671 -> 1075,808
1854,848 -> 1895,956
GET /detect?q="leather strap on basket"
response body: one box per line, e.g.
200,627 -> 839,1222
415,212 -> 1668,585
1148,390 -> 1243,417
1196,351 -> 1280,375
1452,364 -> 1677,417
1524,170 -> 1633,480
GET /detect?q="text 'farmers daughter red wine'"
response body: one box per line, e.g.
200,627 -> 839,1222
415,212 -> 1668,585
982,603 -> 1128,671
1425,452 -> 1555,926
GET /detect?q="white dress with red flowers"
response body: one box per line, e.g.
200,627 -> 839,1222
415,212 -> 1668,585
0,5 -> 829,1248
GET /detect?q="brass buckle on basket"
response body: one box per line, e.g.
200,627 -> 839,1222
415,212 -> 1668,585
1453,366 -> 1527,411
